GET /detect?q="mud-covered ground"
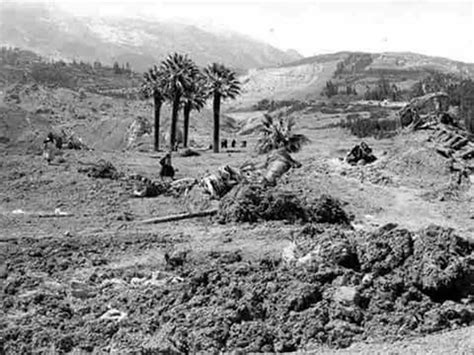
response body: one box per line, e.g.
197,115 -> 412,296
1,105 -> 474,353
1,222 -> 473,353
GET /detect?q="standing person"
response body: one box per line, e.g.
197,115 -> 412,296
160,152 -> 175,180
42,136 -> 56,164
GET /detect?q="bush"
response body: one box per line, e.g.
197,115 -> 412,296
341,115 -> 399,139
459,79 -> 474,133
30,63 -> 77,88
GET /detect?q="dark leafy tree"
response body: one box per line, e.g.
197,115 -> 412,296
459,79 -> 474,133
324,80 -> 338,97
204,63 -> 241,153
141,65 -> 166,151
113,61 -> 121,74
365,76 -> 400,101
161,53 -> 199,150
181,71 -> 208,147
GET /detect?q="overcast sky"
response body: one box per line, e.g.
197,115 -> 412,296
8,0 -> 474,62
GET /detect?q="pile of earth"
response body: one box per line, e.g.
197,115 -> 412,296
0,106 -> 53,154
380,137 -> 453,188
217,183 -> 350,225
1,224 -> 472,353
78,159 -> 123,180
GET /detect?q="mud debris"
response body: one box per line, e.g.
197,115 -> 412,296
78,159 -> 122,180
217,184 -> 350,225
346,142 -> 377,166
2,224 -> 471,353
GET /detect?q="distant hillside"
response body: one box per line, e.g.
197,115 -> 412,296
0,47 -> 142,98
0,81 -> 239,153
237,51 -> 474,105
0,2 -> 302,72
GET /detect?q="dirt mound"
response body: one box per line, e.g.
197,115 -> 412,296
78,160 -> 122,180
408,225 -> 474,300
0,106 -> 52,153
357,225 -> 414,276
381,139 -> 452,188
1,224 -> 473,353
217,184 -> 350,225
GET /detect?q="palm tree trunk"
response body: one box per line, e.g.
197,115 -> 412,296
183,102 -> 191,148
213,91 -> 221,153
170,94 -> 180,151
153,92 -> 162,151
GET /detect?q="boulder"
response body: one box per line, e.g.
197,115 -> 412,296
333,286 -> 360,306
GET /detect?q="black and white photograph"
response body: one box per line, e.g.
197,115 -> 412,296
0,0 -> 473,353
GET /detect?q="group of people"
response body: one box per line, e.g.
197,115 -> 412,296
220,139 -> 247,149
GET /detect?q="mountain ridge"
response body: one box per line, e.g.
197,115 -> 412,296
0,2 -> 302,72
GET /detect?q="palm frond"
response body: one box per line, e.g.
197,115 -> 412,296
255,112 -> 309,154
160,52 -> 200,100
140,65 -> 166,100
204,62 -> 241,101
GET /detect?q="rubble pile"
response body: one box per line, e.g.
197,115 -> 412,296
217,183 -> 350,225
399,92 -> 450,129
429,124 -> 474,173
129,175 -> 197,198
346,142 -> 377,166
78,160 -> 122,180
47,129 -> 90,150
128,174 -> 171,198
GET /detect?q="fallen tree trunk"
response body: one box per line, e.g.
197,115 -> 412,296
139,209 -> 218,224
435,146 -> 453,158
451,138 -> 469,150
37,212 -> 74,218
10,209 -> 73,218
459,147 -> 474,160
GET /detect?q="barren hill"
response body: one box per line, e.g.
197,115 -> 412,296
237,51 -> 474,105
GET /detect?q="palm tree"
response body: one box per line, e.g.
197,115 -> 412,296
141,65 -> 165,151
256,112 -> 309,154
204,63 -> 241,153
181,73 -> 208,147
161,53 -> 199,150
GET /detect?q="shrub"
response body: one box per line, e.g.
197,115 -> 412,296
341,115 -> 399,139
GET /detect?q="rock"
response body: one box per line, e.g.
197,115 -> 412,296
296,249 -> 320,269
361,273 -> 374,287
287,283 -> 321,312
35,106 -> 54,115
333,286 -> 360,306
70,280 -> 95,299
100,308 -> 127,322
357,227 -> 413,276
0,264 -> 8,279
43,280 -> 64,292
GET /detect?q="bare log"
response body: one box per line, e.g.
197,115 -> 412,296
435,146 -> 453,158
37,212 -> 74,218
441,133 -> 455,143
451,138 -> 469,150
459,148 -> 474,160
139,209 -> 218,224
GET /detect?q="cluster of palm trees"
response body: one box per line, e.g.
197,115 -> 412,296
141,53 -> 241,153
